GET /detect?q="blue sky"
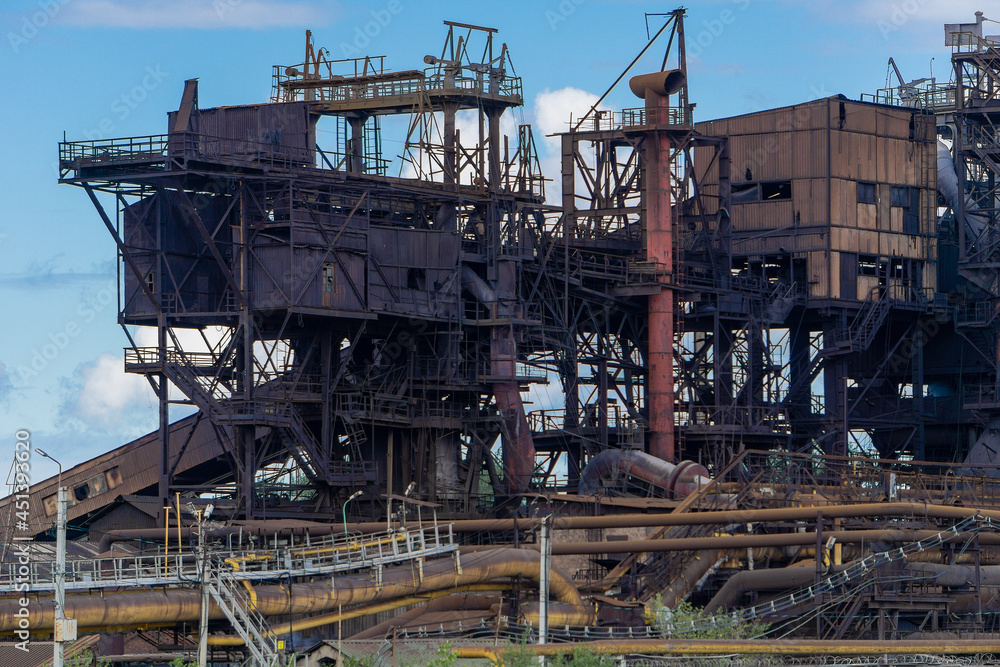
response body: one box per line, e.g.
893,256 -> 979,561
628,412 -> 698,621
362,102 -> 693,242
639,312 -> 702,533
0,0 -> 987,482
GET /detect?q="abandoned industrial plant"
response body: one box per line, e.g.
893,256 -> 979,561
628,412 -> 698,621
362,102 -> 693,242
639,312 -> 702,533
7,7 -> 1000,666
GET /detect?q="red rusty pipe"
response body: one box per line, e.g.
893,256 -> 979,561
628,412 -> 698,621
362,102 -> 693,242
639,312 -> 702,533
634,71 -> 677,461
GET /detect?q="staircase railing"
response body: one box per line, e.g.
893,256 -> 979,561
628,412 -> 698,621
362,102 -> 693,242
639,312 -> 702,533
208,561 -> 280,667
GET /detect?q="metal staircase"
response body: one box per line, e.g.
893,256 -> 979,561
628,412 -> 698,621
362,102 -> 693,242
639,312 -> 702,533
208,562 -> 281,667
846,290 -> 892,352
281,406 -> 332,484
125,346 -> 355,486
823,289 -> 892,356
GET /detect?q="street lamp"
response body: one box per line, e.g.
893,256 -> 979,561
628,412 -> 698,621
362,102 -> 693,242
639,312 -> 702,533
342,490 -> 363,536
35,449 -> 70,667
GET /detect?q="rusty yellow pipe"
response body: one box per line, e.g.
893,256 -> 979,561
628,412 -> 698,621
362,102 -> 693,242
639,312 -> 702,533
454,638 -> 1000,660
0,547 -> 594,632
223,556 -> 260,609
206,584 -> 504,646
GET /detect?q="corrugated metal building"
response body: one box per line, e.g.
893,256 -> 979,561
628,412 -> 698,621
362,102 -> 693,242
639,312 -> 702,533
695,95 -> 937,303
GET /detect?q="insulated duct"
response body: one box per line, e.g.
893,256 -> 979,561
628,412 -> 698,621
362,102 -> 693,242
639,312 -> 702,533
937,138 -> 988,241
578,449 -> 709,498
461,265 -> 535,492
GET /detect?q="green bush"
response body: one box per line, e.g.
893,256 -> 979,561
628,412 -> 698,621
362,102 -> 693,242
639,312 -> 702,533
650,596 -> 769,640
648,596 -> 773,667
345,655 -> 377,667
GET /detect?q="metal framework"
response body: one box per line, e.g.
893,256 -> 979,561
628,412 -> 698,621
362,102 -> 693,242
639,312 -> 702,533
28,9 -> 1000,659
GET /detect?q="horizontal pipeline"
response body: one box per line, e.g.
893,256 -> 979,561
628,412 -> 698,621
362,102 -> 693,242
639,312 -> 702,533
99,503 -> 1000,550
342,502 -> 1000,534
454,638 -> 1000,658
517,529 -> 1000,555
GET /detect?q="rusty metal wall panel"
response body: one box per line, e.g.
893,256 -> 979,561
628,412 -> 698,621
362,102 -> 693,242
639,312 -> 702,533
170,102 -> 313,163
731,200 -> 794,232
791,177 -> 828,225
6,415 -> 224,534
88,503 -> 158,534
731,132 -> 792,181
792,130 -> 827,179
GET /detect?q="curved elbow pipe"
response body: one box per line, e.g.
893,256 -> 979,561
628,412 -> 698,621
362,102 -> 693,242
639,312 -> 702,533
461,265 -> 496,305
578,449 -> 709,499
704,565 -> 826,613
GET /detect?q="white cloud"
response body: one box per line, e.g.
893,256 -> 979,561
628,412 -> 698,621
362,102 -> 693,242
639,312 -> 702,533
398,109 -> 522,186
57,0 -> 330,30
531,86 -> 612,204
72,353 -> 153,427
533,86 -> 605,138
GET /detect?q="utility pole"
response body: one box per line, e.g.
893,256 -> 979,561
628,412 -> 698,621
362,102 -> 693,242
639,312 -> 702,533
538,514 -> 551,664
54,486 -> 67,667
37,449 -> 73,667
195,506 -> 210,666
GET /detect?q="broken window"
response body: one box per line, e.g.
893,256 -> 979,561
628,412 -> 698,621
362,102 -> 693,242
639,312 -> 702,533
891,186 -> 920,235
761,181 -> 792,200
732,181 -> 792,203
857,182 -> 876,204
322,264 -> 335,293
407,267 -> 427,289
859,255 -> 878,276
732,182 -> 759,204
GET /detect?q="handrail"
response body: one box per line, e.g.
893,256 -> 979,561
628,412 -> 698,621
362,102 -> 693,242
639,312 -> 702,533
0,524 -> 457,594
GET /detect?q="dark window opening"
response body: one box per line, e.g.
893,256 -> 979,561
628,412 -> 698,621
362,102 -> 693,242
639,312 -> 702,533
145,272 -> 155,293
322,264 -> 335,293
859,255 -> 878,276
407,267 -> 427,290
890,186 -> 910,207
74,484 -> 90,502
761,181 -> 792,200
839,101 -> 847,129
732,183 -> 759,204
857,182 -> 877,204
891,186 -> 920,235
733,181 -> 791,204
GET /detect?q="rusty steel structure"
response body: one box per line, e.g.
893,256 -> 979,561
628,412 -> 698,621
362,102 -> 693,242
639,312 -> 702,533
10,9 -> 1000,663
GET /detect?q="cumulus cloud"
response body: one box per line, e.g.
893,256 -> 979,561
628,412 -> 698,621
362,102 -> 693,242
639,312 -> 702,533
59,324 -> 227,431
70,352 -> 154,427
531,86 -> 612,204
57,0 -> 330,30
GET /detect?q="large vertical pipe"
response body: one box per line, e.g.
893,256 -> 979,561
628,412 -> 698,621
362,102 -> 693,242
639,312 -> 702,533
631,72 -> 683,461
